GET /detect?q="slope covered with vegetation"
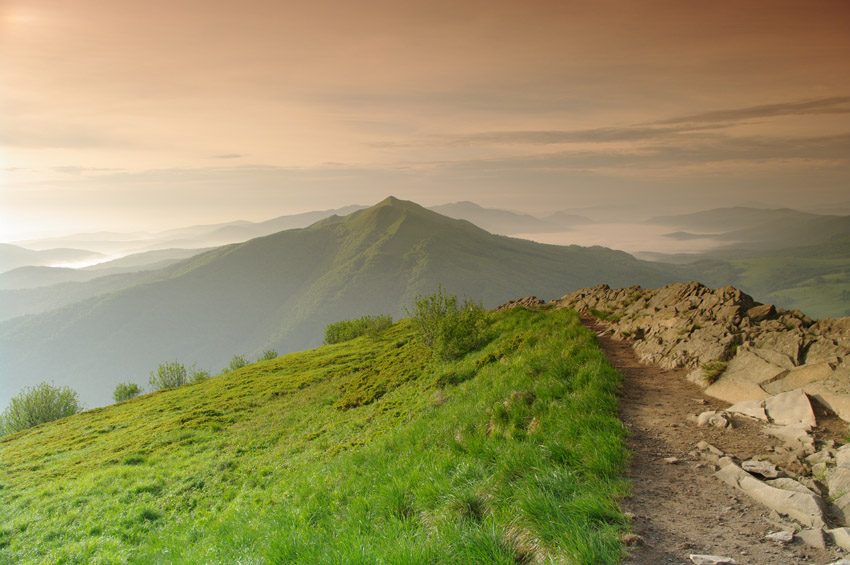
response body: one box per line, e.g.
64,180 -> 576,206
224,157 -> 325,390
0,196 -> 676,408
0,307 -> 628,564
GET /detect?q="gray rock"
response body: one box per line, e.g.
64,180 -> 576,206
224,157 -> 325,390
742,459 -> 779,479
704,350 -> 784,403
830,527 -> 850,551
762,424 -> 815,455
795,527 -> 827,549
836,444 -> 850,468
715,461 -> 825,527
689,555 -> 738,565
833,492 -> 850,525
761,361 -> 835,395
766,477 -> 817,496
826,467 -> 850,499
763,390 -> 816,428
747,303 -> 777,323
765,530 -> 793,543
725,399 -> 768,421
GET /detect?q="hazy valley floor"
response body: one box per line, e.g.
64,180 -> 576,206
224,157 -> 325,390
586,319 -> 846,565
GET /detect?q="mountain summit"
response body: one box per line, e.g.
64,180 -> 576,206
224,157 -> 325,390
0,197 -> 676,407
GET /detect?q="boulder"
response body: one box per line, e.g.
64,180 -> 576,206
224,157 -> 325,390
742,459 -> 779,478
761,361 -> 836,395
763,390 -> 816,428
766,477 -> 817,495
830,527 -> 850,552
747,304 -> 777,323
826,467 -> 850,499
764,530 -> 793,543
705,350 -> 783,404
795,527 -> 827,549
762,424 -> 815,455
725,399 -> 768,421
715,461 -> 825,527
804,368 -> 850,422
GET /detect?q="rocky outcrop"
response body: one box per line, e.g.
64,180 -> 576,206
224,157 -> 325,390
551,282 -> 850,422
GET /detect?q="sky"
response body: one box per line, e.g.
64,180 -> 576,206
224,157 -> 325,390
2,0 -> 849,240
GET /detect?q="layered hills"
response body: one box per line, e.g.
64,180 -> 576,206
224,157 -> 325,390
0,197 -> 677,408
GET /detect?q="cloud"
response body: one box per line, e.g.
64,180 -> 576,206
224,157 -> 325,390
657,96 -> 850,125
211,153 -> 245,159
50,166 -> 126,175
444,124 -> 726,146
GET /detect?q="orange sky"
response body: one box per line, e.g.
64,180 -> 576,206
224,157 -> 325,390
2,0 -> 849,238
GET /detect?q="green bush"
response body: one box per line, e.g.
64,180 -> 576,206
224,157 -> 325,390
0,382 -> 83,435
226,354 -> 249,373
324,315 -> 393,345
149,361 -> 187,390
189,364 -> 211,383
409,286 -> 488,360
260,349 -> 278,361
113,382 -> 143,403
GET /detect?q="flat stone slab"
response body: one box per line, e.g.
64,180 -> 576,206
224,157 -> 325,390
726,399 -> 768,421
761,361 -> 835,395
690,555 -> 738,565
826,467 -> 850,499
705,350 -> 783,403
715,461 -> 825,527
763,389 -> 816,427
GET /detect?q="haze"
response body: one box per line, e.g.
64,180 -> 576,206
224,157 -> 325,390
2,0 -> 849,240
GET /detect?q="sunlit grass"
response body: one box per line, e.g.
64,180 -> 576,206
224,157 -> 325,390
0,308 -> 628,563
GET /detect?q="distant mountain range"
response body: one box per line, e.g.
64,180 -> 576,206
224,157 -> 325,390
0,197 -> 676,408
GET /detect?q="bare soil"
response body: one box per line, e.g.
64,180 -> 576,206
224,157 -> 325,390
584,318 -> 848,564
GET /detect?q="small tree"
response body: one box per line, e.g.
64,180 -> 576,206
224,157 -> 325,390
189,365 -> 211,383
1,382 -> 83,435
409,286 -> 487,360
113,382 -> 142,403
149,360 -> 187,390
223,354 -> 248,374
259,349 -> 278,362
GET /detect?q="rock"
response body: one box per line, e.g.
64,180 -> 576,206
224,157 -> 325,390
766,477 -> 817,496
805,368 -> 850,422
764,530 -> 793,543
763,390 -> 817,428
704,351 -> 783,404
812,461 -> 828,478
826,467 -> 850,499
833,493 -> 850,525
748,346 -> 796,370
696,410 -> 731,428
761,361 -> 836,395
747,303 -> 777,323
752,330 -> 806,365
796,527 -> 827,549
742,459 -> 779,479
663,457 -> 680,464
830,527 -> 850,551
806,448 -> 835,466
696,441 -> 724,457
827,560 -> 850,565
689,555 -> 737,565
762,424 -> 815,455
715,461 -> 826,527
725,399 -> 768,421
837,444 -> 850,468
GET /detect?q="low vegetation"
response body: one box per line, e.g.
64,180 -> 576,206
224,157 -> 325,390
0,382 -> 82,436
409,286 -> 488,360
0,307 -> 628,563
323,314 -> 393,344
112,382 -> 143,403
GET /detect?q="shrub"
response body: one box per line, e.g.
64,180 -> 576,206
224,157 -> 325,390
189,365 -> 211,383
0,382 -> 83,435
226,354 -> 249,373
409,286 -> 488,360
324,315 -> 393,345
260,349 -> 278,362
113,382 -> 142,403
149,361 -> 187,390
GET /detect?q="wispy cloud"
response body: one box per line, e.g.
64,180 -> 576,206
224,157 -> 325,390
211,153 -> 245,159
657,96 -> 850,125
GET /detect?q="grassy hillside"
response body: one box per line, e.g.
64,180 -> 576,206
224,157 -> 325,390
0,307 -> 628,564
0,196 -> 676,408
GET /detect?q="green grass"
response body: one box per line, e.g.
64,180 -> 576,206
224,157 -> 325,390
0,308 -> 628,564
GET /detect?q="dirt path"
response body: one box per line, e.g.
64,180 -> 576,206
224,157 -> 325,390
585,319 -> 846,564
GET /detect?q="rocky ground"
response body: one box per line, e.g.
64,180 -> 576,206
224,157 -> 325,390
590,321 -> 847,564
